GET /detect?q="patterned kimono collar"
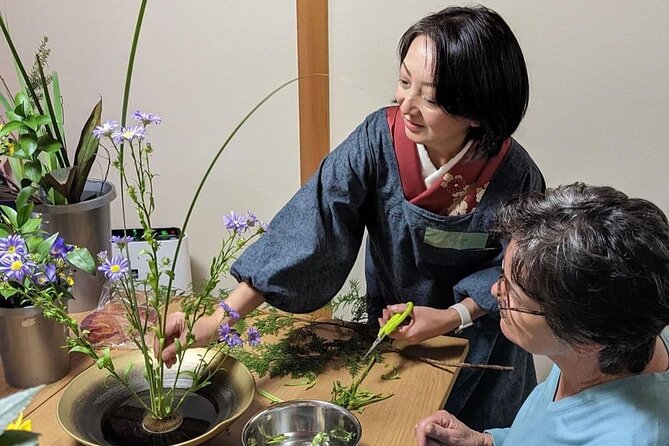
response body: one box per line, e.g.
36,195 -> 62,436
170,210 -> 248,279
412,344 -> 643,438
386,105 -> 511,216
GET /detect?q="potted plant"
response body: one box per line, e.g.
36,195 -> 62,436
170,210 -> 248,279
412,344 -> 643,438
0,196 -> 95,388
0,14 -> 116,312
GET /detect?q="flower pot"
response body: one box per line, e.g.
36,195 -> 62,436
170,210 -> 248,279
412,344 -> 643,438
57,349 -> 256,446
0,305 -> 70,388
35,180 -> 117,312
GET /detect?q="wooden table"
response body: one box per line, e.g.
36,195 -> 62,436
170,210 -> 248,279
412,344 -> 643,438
1,327 -> 468,445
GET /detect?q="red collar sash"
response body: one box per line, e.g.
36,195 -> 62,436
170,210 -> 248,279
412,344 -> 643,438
387,106 -> 510,216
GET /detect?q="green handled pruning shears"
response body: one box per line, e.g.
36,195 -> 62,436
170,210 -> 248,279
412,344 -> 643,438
362,302 -> 414,361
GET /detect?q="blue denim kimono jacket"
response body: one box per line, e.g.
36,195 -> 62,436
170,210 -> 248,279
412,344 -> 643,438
232,107 -> 545,430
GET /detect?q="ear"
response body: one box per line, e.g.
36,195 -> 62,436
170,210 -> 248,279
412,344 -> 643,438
470,120 -> 480,128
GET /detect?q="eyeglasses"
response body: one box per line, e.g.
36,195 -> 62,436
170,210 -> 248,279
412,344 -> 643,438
496,273 -> 546,318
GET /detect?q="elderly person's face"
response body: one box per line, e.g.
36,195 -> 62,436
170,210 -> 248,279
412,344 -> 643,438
491,241 -> 570,357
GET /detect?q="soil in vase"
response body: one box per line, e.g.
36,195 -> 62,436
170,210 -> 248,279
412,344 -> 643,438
100,389 -> 220,446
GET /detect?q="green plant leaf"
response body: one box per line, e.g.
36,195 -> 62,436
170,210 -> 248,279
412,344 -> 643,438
42,166 -> 77,199
69,345 -> 92,355
12,92 -> 30,118
34,232 -> 58,259
23,160 -> 42,184
0,205 -> 18,228
50,72 -> 66,141
5,111 -> 23,122
22,115 -> 50,131
0,287 -> 17,298
0,385 -> 43,434
15,186 -> 35,212
37,134 -> 62,153
0,429 -> 40,446
0,120 -> 23,137
16,202 -> 34,228
66,247 -> 96,275
19,217 -> 41,235
0,90 -> 12,112
69,99 -> 102,203
19,134 -> 38,158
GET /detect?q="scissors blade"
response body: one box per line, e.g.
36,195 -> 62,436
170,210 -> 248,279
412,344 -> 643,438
362,336 -> 384,361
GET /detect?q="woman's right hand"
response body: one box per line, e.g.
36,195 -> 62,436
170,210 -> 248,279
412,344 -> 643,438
378,304 -> 460,344
153,311 -> 218,368
415,410 -> 493,446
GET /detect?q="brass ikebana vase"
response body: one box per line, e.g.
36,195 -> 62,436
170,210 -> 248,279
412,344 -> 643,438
57,348 -> 255,446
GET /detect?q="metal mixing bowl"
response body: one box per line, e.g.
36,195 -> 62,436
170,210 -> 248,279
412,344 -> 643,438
241,400 -> 362,446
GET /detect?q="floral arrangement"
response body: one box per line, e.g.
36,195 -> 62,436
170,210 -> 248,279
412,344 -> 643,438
0,14 -> 103,205
0,199 -> 95,308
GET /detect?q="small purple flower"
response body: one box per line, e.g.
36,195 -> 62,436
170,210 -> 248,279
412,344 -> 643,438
34,263 -> 58,286
110,235 -> 133,248
218,301 -> 241,322
259,221 -> 269,232
223,211 -> 248,234
111,125 -> 146,144
98,255 -> 129,281
0,254 -> 35,282
50,237 -> 74,259
96,250 -> 108,262
246,212 -> 258,227
0,234 -> 28,258
218,323 -> 243,348
93,120 -> 119,138
247,326 -> 261,347
132,110 -> 162,126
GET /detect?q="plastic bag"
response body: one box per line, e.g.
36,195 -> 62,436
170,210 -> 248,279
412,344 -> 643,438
80,282 -> 158,349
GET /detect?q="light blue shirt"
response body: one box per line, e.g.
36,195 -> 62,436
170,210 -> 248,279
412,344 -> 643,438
487,329 -> 669,445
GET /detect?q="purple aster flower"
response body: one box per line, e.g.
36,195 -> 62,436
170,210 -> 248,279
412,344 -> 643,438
50,237 -> 74,259
0,234 -> 28,258
96,250 -> 108,262
245,212 -> 258,227
259,221 -> 269,232
247,326 -> 261,347
218,301 -> 241,322
98,255 -> 129,281
223,211 -> 248,234
93,120 -> 119,138
132,110 -> 162,126
111,125 -> 146,144
218,323 -> 243,348
34,263 -> 58,286
110,235 -> 133,248
0,254 -> 35,282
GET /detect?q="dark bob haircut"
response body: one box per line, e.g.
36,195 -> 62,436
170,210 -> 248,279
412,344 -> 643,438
495,183 -> 669,374
398,6 -> 529,159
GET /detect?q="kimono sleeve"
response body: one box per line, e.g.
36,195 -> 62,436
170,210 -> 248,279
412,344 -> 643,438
453,155 -> 545,315
230,119 -> 377,313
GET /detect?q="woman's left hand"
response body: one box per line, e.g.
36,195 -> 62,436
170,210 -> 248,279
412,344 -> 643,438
378,304 -> 460,344
415,410 -> 493,446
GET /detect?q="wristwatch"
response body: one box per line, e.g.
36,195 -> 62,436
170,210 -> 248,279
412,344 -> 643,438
450,303 -> 473,334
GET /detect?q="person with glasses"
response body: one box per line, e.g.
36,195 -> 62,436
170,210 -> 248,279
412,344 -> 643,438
416,183 -> 669,446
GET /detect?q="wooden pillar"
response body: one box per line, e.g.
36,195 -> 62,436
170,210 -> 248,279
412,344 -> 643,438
296,0 -> 331,319
296,0 -> 330,185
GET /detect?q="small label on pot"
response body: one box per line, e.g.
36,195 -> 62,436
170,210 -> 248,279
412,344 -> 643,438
21,318 -> 36,327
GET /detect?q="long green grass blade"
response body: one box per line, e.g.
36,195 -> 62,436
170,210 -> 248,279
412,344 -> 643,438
50,71 -> 66,144
36,58 -> 67,168
0,90 -> 12,113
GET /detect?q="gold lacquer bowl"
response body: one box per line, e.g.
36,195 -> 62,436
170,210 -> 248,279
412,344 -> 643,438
57,349 -> 255,446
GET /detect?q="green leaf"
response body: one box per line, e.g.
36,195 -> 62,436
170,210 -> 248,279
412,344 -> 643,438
16,201 -> 34,228
0,120 -> 23,137
19,217 -> 41,235
50,72 -> 65,140
123,363 -> 135,381
69,345 -> 92,355
35,232 -> 58,259
19,134 -> 38,157
0,205 -> 18,228
22,115 -> 50,131
0,428 -> 40,446
15,186 -> 34,215
23,160 -> 42,184
68,99 -> 102,203
0,385 -> 43,433
66,247 -> 96,275
0,287 -> 17,299
37,134 -> 62,153
0,90 -> 12,112
95,347 -> 114,371
5,111 -> 23,122
25,235 -> 43,254
42,166 -> 77,199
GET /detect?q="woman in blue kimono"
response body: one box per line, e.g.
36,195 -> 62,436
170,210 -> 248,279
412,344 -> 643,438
160,6 -> 544,430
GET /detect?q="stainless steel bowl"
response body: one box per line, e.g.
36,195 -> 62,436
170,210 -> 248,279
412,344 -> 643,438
241,400 -> 362,446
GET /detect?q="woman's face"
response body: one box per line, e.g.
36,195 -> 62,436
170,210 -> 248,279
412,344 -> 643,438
492,241 -> 569,357
394,34 -> 477,158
